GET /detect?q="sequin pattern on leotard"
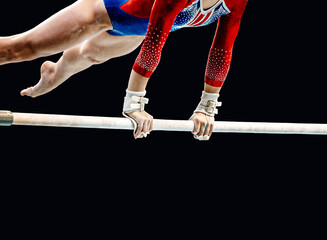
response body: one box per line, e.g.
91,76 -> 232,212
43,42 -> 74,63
171,0 -> 231,31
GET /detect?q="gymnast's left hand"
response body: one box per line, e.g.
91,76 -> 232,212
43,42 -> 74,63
189,112 -> 214,141
125,111 -> 154,139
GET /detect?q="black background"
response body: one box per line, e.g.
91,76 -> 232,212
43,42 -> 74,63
1,0 -> 326,239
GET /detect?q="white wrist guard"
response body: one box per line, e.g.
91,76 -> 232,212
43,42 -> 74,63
194,91 -> 222,117
123,90 -> 149,113
122,90 -> 149,138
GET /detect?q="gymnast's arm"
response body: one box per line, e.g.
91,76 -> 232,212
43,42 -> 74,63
190,0 -> 248,140
204,1 -> 247,88
124,0 -> 191,139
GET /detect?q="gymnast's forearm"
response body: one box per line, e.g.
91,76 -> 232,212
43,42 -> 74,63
204,83 -> 221,94
127,70 -> 150,92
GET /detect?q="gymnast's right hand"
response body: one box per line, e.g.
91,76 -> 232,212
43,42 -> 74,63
122,90 -> 153,139
124,111 -> 154,139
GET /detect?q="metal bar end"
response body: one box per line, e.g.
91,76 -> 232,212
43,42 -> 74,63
0,111 -> 13,126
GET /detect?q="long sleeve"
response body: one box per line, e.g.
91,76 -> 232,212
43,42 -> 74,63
132,0 -> 191,78
205,0 -> 247,87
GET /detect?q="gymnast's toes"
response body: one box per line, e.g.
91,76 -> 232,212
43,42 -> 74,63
20,87 -> 34,97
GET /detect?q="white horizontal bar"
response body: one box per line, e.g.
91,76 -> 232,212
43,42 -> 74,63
4,112 -> 327,135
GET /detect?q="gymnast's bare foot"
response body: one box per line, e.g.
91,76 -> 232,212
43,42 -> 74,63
20,61 -> 59,98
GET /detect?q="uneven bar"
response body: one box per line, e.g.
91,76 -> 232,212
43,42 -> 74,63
1,111 -> 327,135
0,111 -> 14,126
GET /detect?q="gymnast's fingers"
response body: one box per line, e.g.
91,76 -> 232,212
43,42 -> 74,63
203,117 -> 214,140
196,121 -> 207,141
142,118 -> 150,136
134,120 -> 144,139
191,116 -> 201,136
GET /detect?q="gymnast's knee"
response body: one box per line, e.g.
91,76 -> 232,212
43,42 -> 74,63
80,40 -> 109,64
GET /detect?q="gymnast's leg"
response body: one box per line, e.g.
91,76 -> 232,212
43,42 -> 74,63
0,0 -> 112,65
21,33 -> 144,97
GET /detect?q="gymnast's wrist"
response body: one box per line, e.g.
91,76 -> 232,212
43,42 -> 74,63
123,89 -> 148,114
194,91 -> 222,117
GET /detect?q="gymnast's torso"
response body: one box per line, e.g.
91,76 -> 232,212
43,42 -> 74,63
104,0 -> 231,36
103,0 -> 247,85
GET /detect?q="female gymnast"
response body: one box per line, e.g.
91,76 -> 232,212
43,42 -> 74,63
0,0 -> 247,140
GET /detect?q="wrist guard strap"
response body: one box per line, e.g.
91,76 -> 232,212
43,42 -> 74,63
123,90 -> 149,113
194,91 -> 222,117
122,90 -> 149,138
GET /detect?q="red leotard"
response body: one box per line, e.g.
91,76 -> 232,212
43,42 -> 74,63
129,0 -> 248,87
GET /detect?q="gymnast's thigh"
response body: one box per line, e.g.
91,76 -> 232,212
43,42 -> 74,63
82,32 -> 144,60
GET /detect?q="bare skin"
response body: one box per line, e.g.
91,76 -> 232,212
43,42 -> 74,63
1,0 -> 222,140
203,0 -> 222,10
127,71 -> 220,140
0,0 -> 112,65
20,33 -> 145,98
125,0 -> 223,140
